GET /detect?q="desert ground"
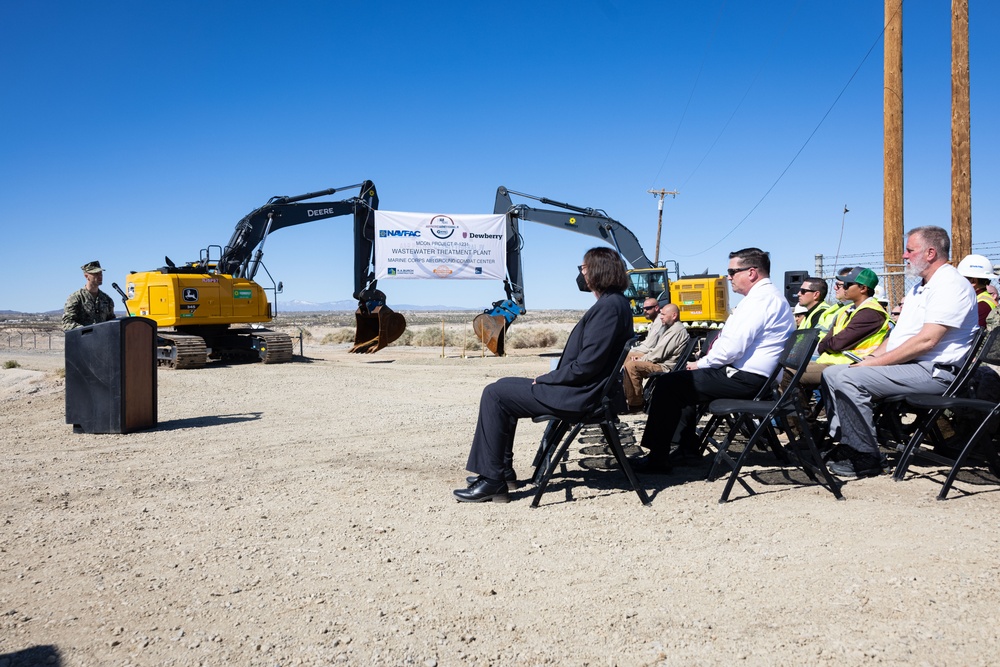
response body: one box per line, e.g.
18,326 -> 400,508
2,312 -> 1000,666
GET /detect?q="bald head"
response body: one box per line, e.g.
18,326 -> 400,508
659,303 -> 680,326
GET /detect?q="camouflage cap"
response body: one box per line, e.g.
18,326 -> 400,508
81,261 -> 104,274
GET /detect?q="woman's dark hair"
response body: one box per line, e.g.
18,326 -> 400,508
583,246 -> 630,295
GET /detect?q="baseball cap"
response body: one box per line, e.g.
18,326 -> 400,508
842,267 -> 878,289
81,261 -> 104,274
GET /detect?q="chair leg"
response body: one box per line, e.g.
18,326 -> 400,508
599,422 -> 651,505
892,410 -> 940,481
937,411 -> 1000,500
531,424 -> 583,508
719,422 -> 768,503
532,420 -> 570,485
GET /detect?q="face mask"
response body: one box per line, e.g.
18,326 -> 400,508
576,269 -> 590,292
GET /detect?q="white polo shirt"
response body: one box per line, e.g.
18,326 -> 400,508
888,262 -> 977,365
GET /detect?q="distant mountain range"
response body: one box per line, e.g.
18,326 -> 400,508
275,299 -> 471,312
1,301 -> 471,316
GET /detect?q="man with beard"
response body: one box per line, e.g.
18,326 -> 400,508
821,226 -> 978,478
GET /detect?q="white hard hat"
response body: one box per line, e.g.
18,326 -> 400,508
957,254 -> 995,280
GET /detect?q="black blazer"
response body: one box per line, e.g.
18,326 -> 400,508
532,291 -> 634,414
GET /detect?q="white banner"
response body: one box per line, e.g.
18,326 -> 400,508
374,211 -> 506,280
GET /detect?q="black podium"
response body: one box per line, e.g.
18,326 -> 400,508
65,317 -> 157,434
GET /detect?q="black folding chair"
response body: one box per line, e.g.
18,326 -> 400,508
528,336 -> 650,507
703,328 -> 842,502
695,329 -> 810,464
892,328 -> 1000,498
641,329 -> 719,411
874,327 -> 988,450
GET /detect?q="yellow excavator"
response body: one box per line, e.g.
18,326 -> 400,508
121,181 -> 405,368
473,187 -> 728,355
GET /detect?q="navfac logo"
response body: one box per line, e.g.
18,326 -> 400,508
182,288 -> 199,302
427,215 -> 458,240
380,229 -> 420,237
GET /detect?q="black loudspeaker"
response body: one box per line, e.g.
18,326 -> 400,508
65,317 -> 157,434
784,270 -> 810,306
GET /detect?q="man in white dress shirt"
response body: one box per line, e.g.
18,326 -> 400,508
632,247 -> 796,473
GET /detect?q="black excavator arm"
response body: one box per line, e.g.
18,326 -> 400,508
205,180 -> 404,353
217,181 -> 380,294
473,186 -> 667,356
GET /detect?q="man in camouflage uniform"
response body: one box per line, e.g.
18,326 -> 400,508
62,261 -> 117,331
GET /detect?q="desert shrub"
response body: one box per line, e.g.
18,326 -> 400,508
505,327 -> 568,349
320,329 -> 357,345
4,360 -> 20,369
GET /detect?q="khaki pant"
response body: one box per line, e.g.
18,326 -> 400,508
623,358 -> 666,408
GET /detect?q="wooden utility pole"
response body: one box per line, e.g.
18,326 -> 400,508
647,188 -> 678,266
884,0 -> 904,306
951,0 -> 972,263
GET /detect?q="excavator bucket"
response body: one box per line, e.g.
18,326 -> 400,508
351,305 -> 407,354
472,313 -> 508,356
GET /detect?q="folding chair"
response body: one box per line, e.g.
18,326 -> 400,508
529,336 -> 650,507
695,329 -> 809,465
703,328 -> 842,502
641,329 -> 718,411
874,327 -> 988,450
892,327 -> 1000,498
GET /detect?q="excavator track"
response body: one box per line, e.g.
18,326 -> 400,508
254,331 -> 294,364
157,333 -> 209,370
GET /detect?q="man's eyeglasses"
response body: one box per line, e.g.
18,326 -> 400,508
727,266 -> 754,277
841,282 -> 856,289
798,287 -> 818,294
643,305 -> 658,311
834,281 -> 845,289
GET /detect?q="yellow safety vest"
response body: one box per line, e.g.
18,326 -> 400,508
816,303 -> 846,335
816,298 -> 890,365
798,302 -> 831,330
977,291 -> 998,312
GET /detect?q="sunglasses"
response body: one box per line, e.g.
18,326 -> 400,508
891,311 -> 901,317
727,266 -> 754,277
798,287 -> 818,294
643,305 -> 658,311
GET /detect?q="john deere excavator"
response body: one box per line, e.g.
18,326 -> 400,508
473,186 -> 728,356
124,181 -> 405,368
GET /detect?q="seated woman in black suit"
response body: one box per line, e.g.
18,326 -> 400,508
454,246 -> 635,503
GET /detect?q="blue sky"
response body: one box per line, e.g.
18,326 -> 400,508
3,1 -> 998,313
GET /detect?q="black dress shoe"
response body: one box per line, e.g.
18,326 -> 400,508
628,454 -> 673,475
454,477 -> 510,503
466,470 -> 518,491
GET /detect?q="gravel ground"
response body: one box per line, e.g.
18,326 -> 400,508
2,334 -> 1000,666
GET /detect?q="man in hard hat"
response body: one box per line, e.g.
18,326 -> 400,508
822,226 -> 977,478
957,253 -> 997,328
62,261 -> 117,331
